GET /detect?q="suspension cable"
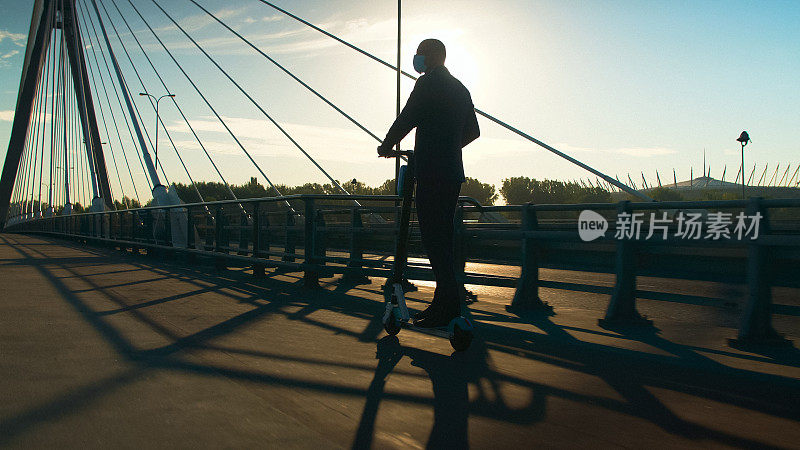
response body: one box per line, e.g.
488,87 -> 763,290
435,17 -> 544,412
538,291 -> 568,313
108,0 -> 233,202
255,0 -> 649,201
80,30 -> 129,206
61,22 -> 72,209
38,24 -> 53,214
48,25 -> 58,209
83,52 -> 128,206
156,0 -> 357,200
188,0 -> 382,144
97,0 -> 204,200
23,66 -> 46,216
16,62 -> 42,218
124,0 -> 285,200
22,62 -> 45,217
78,3 -> 140,203
88,0 -> 173,187
13,106 -> 31,217
109,0 -> 238,201
55,25 -> 67,209
80,0 -> 154,191
78,1 -> 149,197
68,62 -> 84,207
68,66 -> 82,207
55,36 -> 64,209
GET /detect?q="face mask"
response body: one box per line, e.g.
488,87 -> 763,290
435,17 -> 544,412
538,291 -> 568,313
413,54 -> 426,73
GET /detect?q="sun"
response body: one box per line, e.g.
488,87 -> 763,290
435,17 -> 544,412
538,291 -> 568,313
444,43 -> 479,90
405,30 -> 479,89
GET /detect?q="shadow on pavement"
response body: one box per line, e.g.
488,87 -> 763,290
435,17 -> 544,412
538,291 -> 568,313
1,234 -> 798,448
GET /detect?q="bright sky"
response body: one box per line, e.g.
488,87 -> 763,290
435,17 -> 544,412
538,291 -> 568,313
1,0 -> 798,203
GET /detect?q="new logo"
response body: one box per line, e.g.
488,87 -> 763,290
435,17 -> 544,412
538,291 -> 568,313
578,210 -> 608,241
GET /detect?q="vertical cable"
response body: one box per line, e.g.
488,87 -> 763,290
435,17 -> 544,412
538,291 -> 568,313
84,0 -> 164,189
126,0 -> 284,197
80,26 -> 128,205
152,0 -> 353,199
98,0 -> 204,194
38,22 -> 53,214
13,66 -> 37,218
26,62 -> 46,216
77,2 -> 141,202
107,0 -> 234,201
61,12 -> 72,209
79,0 -> 152,193
48,26 -> 57,209
22,62 -> 44,217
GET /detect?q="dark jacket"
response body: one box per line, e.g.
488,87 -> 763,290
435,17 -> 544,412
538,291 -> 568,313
382,66 -> 479,183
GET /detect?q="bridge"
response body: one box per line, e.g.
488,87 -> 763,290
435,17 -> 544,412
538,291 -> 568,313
1,1 -> 799,448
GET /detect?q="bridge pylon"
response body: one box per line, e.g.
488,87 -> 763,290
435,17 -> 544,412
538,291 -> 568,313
0,0 -> 113,228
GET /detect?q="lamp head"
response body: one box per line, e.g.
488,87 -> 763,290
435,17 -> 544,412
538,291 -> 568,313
737,131 -> 750,145
139,92 -> 147,96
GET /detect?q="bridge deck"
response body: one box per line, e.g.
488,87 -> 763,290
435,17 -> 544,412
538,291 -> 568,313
0,233 -> 798,448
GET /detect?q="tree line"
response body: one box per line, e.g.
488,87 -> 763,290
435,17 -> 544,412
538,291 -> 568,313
169,175 -> 614,206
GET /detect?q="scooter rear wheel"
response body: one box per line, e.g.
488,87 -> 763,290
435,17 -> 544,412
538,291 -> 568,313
449,318 -> 474,351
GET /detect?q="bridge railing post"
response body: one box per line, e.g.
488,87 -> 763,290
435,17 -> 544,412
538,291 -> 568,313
102,211 -> 109,239
730,197 -> 791,347
454,204 -> 470,303
342,208 -> 370,284
509,203 -> 552,313
129,212 -> 136,244
283,209 -> 296,265
252,202 -> 265,277
204,212 -> 214,251
214,206 -> 226,271
260,209 -> 272,257
303,198 -> 320,288
164,207 -> 172,248
186,206 -> 195,250
599,200 -> 652,328
238,209 -> 250,256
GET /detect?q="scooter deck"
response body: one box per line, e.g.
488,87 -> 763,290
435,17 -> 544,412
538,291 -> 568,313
399,320 -> 451,339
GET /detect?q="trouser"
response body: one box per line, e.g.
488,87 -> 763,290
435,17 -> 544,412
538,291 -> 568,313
415,177 -> 462,312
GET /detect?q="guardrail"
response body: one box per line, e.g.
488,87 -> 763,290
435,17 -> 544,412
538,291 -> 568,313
5,194 -> 799,347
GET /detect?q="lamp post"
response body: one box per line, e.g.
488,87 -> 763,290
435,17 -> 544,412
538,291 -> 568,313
737,131 -> 750,199
139,92 -> 175,179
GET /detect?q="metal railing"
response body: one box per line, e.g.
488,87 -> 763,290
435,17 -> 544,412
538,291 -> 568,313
5,194 -> 799,347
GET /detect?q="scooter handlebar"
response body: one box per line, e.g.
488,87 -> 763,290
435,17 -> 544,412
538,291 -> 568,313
378,147 -> 414,158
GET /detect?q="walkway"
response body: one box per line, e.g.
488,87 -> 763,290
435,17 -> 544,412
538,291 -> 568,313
0,234 -> 798,448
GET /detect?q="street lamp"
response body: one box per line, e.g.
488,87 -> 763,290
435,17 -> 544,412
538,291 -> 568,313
737,131 -> 750,199
139,92 -> 175,175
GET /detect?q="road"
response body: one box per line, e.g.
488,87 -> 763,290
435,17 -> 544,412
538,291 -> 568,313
0,233 -> 798,448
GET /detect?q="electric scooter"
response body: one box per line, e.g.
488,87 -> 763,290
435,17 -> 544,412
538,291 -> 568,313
380,149 -> 474,351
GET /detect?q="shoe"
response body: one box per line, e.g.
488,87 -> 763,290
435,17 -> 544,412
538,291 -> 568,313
414,308 -> 459,328
413,303 -> 440,324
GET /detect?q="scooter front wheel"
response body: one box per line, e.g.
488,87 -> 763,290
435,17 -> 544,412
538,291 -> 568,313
384,309 -> 402,336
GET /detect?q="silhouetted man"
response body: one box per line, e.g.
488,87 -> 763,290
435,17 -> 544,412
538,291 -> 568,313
378,39 -> 480,328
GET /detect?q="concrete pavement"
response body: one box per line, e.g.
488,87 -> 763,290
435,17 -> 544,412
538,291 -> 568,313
0,233 -> 798,448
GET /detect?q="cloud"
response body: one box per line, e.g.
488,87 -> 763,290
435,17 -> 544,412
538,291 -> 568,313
0,110 -> 14,121
242,14 -> 282,24
0,29 -> 26,46
165,115 -> 375,162
141,5 -> 248,36
611,147 -> 678,157
131,11 -> 399,59
0,48 -> 20,66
